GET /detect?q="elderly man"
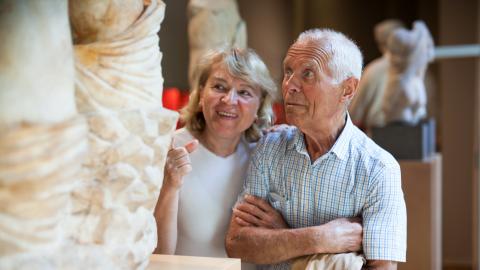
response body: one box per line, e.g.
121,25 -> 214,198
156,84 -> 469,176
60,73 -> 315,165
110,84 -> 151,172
226,29 -> 407,270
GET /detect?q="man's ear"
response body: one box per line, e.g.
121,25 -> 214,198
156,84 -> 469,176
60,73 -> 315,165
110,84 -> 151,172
340,77 -> 359,102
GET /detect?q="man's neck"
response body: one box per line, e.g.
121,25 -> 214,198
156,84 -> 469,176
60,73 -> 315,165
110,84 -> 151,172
303,112 -> 347,162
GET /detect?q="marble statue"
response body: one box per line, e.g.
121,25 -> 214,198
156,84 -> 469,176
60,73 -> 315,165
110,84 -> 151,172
0,0 -> 88,268
0,0 -> 177,269
68,0 -> 178,268
382,21 -> 434,125
349,20 -> 404,128
187,0 -> 247,89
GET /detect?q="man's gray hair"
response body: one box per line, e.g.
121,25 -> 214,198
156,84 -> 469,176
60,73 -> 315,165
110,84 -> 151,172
296,29 -> 363,84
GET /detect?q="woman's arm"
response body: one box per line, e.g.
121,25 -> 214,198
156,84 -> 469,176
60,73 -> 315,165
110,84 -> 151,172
153,139 -> 198,254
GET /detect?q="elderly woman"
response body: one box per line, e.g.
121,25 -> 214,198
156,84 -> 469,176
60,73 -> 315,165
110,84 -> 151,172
154,47 -> 284,268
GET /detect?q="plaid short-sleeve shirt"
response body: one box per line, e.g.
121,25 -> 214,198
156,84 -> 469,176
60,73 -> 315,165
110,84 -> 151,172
243,115 -> 406,270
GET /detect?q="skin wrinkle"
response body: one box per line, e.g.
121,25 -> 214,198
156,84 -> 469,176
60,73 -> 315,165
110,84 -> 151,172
286,41 -> 332,78
282,39 -> 351,161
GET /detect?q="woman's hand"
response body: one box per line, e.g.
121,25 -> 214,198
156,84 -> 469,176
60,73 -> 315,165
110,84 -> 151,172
232,194 -> 289,229
262,124 -> 292,135
163,139 -> 199,189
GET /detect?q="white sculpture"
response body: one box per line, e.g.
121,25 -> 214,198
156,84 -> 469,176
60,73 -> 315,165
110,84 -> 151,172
0,0 -> 177,269
382,21 -> 434,125
187,0 -> 247,88
68,0 -> 178,269
0,0 -> 88,268
349,20 -> 404,127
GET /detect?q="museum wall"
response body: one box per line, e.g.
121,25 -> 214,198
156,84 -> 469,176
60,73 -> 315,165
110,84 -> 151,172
439,0 -> 480,268
159,0 -> 189,90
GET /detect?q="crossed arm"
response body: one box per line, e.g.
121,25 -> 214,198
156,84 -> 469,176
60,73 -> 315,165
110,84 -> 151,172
226,195 -> 363,264
226,195 -> 397,269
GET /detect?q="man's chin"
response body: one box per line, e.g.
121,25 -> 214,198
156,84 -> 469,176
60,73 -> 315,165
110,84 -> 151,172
285,115 -> 300,127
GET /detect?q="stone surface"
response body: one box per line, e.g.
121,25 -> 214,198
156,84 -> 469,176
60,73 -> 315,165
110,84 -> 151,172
187,0 -> 247,88
382,21 -> 434,125
0,0 -> 88,268
349,20 -> 404,128
0,0 -> 177,269
349,20 -> 435,128
0,0 -> 76,127
68,0 -> 178,269
69,0 -> 145,44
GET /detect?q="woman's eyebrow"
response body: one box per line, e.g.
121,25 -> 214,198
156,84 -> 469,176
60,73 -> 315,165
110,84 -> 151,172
211,76 -> 228,83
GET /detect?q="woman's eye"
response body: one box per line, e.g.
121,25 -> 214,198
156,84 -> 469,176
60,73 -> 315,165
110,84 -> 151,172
238,90 -> 253,97
213,84 -> 226,91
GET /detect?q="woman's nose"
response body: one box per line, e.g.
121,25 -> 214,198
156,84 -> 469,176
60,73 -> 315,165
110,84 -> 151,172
221,89 -> 239,104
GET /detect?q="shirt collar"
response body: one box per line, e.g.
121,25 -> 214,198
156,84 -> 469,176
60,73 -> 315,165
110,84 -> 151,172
330,113 -> 354,161
287,113 -> 354,161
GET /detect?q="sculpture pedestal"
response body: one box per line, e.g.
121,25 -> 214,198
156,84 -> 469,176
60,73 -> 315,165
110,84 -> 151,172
398,154 -> 442,270
147,254 -> 240,270
371,119 -> 435,160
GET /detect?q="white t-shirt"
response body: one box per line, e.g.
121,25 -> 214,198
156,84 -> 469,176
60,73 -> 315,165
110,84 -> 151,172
172,128 -> 255,270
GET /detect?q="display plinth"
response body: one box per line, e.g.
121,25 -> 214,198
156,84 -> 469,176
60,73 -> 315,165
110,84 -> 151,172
398,154 -> 442,270
371,119 -> 435,160
148,254 -> 241,270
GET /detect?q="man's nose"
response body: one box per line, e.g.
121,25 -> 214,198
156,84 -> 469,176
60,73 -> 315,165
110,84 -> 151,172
284,73 -> 300,93
222,89 -> 239,104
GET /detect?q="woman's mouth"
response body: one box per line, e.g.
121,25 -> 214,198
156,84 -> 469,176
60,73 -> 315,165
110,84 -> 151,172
217,111 -> 238,118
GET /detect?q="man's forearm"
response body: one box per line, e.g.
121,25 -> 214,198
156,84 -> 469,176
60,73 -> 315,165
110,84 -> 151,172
225,219 -> 323,264
225,216 -> 363,264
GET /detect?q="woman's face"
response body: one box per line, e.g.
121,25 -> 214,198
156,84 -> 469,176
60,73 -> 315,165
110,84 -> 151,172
200,63 -> 262,141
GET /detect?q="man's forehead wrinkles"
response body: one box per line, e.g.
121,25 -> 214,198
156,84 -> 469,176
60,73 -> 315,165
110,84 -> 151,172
285,48 -> 330,73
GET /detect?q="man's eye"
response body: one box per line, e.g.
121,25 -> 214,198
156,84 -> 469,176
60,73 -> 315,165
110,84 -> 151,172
303,70 -> 314,78
284,68 -> 292,77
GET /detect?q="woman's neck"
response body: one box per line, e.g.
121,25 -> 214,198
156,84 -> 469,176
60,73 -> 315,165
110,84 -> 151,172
197,129 -> 241,158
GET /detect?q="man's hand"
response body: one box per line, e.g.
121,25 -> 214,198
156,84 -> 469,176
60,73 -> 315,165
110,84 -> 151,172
232,194 -> 289,229
319,217 -> 363,253
163,139 -> 198,189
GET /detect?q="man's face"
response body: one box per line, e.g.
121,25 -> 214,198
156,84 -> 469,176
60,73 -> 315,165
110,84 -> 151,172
282,41 -> 344,131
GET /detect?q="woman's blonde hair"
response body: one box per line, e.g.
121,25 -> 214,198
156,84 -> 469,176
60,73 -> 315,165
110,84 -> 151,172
181,47 -> 278,142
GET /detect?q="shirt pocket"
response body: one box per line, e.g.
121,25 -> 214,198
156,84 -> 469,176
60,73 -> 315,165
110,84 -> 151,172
268,192 -> 289,213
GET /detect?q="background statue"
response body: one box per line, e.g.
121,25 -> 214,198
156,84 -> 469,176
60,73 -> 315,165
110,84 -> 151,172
382,21 -> 434,124
349,19 -> 404,128
187,0 -> 247,89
